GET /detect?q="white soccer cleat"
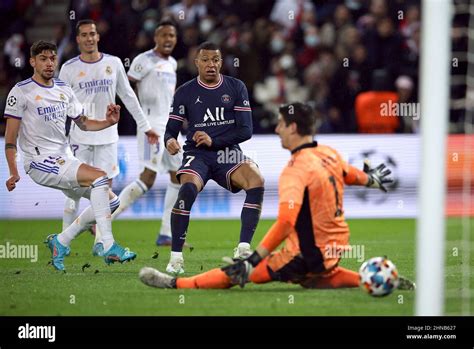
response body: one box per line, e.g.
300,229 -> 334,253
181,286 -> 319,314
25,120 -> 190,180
139,267 -> 175,288
166,256 -> 185,275
233,242 -> 252,260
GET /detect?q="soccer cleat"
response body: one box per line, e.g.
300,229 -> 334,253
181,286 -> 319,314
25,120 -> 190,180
92,242 -> 104,257
155,234 -> 172,246
233,242 -> 252,260
139,267 -> 176,288
44,234 -> 70,271
103,242 -> 137,265
166,257 -> 185,275
398,276 -> 416,290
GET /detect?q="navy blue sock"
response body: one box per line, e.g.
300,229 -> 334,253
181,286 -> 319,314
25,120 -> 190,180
239,187 -> 264,243
171,182 -> 198,252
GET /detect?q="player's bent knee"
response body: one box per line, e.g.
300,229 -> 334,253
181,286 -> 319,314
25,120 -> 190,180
169,171 -> 179,184
180,174 -> 202,191
95,169 -> 107,179
242,165 -> 265,189
77,164 -> 108,187
249,172 -> 265,188
140,170 -> 156,189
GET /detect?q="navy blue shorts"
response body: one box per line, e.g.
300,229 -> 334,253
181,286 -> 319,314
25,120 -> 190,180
176,147 -> 252,193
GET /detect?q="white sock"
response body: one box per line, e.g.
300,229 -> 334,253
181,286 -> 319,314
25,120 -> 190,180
170,251 -> 183,261
238,242 -> 251,249
160,182 -> 180,237
112,179 -> 148,219
62,197 -> 80,230
57,205 -> 95,246
94,179 -> 146,245
94,194 -> 120,244
90,176 -> 114,251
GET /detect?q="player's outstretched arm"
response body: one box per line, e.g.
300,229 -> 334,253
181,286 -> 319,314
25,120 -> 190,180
363,160 -> 393,192
73,104 -> 121,131
4,117 -> 21,191
343,163 -> 369,186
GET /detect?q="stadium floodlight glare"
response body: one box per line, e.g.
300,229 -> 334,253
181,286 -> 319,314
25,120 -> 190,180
416,0 -> 452,316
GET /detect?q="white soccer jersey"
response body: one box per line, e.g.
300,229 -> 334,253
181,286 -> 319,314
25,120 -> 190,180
4,78 -> 83,158
59,53 -> 151,145
128,50 -> 177,131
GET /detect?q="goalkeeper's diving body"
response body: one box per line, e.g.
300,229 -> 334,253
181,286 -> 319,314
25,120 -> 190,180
139,102 -> 409,290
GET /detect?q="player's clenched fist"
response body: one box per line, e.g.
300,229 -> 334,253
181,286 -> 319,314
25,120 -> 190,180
6,174 -> 20,192
192,131 -> 212,147
106,103 -> 121,125
166,138 -> 181,155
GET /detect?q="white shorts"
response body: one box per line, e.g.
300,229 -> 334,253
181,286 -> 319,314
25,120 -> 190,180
137,130 -> 182,174
69,142 -> 119,178
24,153 -> 88,200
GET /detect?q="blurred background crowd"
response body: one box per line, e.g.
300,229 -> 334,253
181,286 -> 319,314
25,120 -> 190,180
0,0 -> 470,135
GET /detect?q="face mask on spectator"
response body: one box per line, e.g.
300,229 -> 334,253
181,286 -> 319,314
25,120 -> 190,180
144,19 -> 157,32
304,35 -> 320,48
271,38 -> 285,53
279,54 -> 295,70
200,19 -> 215,35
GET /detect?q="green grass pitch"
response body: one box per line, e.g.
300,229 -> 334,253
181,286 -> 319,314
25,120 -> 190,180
0,218 -> 472,316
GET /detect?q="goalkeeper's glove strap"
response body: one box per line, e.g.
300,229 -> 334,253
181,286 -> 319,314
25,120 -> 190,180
247,251 -> 263,267
366,176 -> 375,187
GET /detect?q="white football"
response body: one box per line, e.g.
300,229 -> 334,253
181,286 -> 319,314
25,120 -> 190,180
359,256 -> 400,297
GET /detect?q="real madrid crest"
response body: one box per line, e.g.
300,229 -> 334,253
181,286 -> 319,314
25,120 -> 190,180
106,66 -> 112,75
59,93 -> 66,101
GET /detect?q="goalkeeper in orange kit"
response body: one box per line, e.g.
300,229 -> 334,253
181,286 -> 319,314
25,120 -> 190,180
139,102 -> 400,290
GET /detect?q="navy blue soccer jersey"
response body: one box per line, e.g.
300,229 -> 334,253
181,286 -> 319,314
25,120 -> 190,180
164,74 -> 253,151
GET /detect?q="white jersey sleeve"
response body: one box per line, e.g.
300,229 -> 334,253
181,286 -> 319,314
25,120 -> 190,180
115,57 -> 151,133
66,87 -> 83,119
126,50 -> 177,132
4,85 -> 26,119
128,53 -> 151,82
58,65 -> 69,86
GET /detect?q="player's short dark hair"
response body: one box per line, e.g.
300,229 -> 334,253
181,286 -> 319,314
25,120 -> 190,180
76,19 -> 96,35
197,41 -> 220,54
30,40 -> 57,57
156,18 -> 178,32
279,102 -> 316,136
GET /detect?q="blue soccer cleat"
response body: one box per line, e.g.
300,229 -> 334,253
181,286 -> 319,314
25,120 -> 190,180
103,242 -> 137,265
44,234 -> 70,271
155,234 -> 172,246
92,242 -> 104,257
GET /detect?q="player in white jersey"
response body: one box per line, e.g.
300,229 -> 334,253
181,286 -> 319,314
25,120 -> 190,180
4,40 -> 136,271
111,20 -> 183,246
58,19 -> 159,236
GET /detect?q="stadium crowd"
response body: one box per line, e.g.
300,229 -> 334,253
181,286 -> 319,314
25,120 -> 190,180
0,0 -> 469,135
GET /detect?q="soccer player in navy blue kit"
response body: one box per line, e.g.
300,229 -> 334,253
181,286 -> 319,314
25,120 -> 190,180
164,42 -> 265,274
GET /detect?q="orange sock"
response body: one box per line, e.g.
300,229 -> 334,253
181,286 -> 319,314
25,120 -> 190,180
176,268 -> 233,289
310,267 -> 360,289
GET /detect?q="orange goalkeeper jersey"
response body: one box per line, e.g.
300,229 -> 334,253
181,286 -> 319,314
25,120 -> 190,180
274,141 -> 365,270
